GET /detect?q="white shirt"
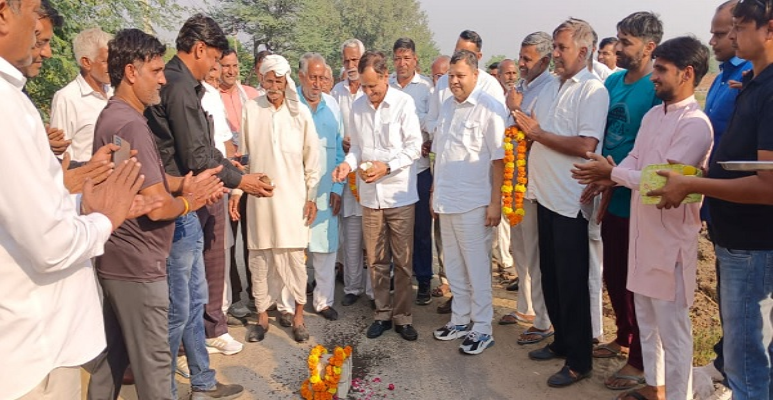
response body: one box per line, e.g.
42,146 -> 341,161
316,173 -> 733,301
0,57 -> 112,399
529,68 -> 609,218
433,89 -> 507,214
50,74 -> 112,162
389,72 -> 433,173
201,81 -> 233,156
591,59 -> 613,82
513,69 -> 553,200
344,87 -> 422,209
331,79 -> 365,217
426,68 -> 506,138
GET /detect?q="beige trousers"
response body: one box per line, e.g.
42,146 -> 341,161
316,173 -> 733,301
362,204 -> 415,325
18,367 -> 80,400
249,248 -> 306,313
510,199 -> 551,330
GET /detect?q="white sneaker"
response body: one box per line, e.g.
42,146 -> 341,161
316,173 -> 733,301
176,355 -> 190,378
433,323 -> 469,341
205,333 -> 244,355
706,383 -> 732,400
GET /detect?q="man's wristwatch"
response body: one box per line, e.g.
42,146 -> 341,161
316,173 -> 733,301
385,165 -> 391,175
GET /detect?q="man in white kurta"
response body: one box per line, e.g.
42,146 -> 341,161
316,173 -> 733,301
430,51 -> 506,355
234,55 -> 320,343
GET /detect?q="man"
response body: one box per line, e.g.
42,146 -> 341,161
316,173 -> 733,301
574,35 -> 712,400
589,29 -> 614,81
598,37 -> 622,72
0,0 -> 148,396
251,49 -> 271,90
297,52 -> 344,321
389,37 -> 434,305
87,29 -> 226,399
430,49 -> 506,355
514,18 -> 609,388
203,62 -> 235,159
651,1 -> 773,398
497,58 -> 518,91
322,64 -> 334,94
499,31 -> 554,346
488,61 -> 499,76
234,54 -> 320,343
427,30 -> 508,313
332,51 -> 422,341
430,55 -> 450,87
219,47 -> 259,321
694,2 -> 752,395
586,11 -> 664,393
331,38 -> 372,308
146,14 -> 268,399
50,27 -> 113,162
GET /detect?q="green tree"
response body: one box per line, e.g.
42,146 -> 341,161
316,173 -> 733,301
484,54 -> 507,69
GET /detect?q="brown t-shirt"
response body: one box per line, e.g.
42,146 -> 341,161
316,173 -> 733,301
93,98 -> 174,282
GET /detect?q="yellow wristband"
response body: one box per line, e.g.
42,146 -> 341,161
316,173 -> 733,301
180,196 -> 190,215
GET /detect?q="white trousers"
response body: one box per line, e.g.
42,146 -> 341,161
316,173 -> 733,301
492,213 -> 514,273
249,248 -> 307,314
588,204 -> 604,339
441,207 -> 494,335
310,252 -> 336,311
634,263 -> 693,400
18,367 -> 80,400
341,215 -> 373,299
510,199 -> 551,330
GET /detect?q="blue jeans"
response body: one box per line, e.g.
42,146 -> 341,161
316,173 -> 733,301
412,168 -> 433,286
716,245 -> 773,400
167,213 -> 216,396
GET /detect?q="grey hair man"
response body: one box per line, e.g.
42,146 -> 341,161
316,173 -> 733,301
50,27 -> 113,162
430,55 -> 450,87
497,58 -> 518,91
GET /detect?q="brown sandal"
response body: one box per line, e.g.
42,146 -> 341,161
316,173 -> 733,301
431,284 -> 449,297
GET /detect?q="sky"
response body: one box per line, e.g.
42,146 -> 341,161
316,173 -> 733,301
419,0 -> 716,61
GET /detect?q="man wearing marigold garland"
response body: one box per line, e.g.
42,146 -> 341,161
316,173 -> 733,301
430,49 -> 506,355
513,18 -> 609,387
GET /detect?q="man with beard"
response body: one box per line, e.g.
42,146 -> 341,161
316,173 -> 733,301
587,11 -> 664,393
573,35 -> 711,400
497,58 -> 518,92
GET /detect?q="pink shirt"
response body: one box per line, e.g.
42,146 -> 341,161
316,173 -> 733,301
610,95 -> 713,305
220,84 -> 260,133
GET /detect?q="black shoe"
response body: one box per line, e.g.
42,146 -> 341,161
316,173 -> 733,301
306,281 -> 315,295
366,320 -> 392,338
247,300 -> 258,312
278,312 -> 293,327
415,283 -> 432,305
318,307 -> 339,321
191,382 -> 245,399
546,366 -> 591,388
226,315 -> 245,327
506,277 -> 520,292
293,324 -> 310,343
341,293 -> 360,307
245,324 -> 266,342
528,344 -> 565,361
395,324 -> 418,341
369,299 -> 376,310
437,296 -> 452,314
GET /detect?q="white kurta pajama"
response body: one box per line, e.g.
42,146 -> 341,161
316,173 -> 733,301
240,94 -> 320,314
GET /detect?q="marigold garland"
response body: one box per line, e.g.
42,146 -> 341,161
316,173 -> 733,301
300,345 -> 353,400
502,126 -> 528,226
347,172 -> 359,201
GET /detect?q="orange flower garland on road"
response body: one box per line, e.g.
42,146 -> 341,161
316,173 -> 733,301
347,172 -> 359,201
300,345 -> 353,400
502,126 -> 527,226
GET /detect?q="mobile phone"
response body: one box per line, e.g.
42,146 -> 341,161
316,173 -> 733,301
113,135 -> 131,164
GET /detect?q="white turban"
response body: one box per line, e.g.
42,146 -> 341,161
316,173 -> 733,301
260,54 -> 300,115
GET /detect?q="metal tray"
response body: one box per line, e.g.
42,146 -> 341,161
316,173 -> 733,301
719,161 -> 773,171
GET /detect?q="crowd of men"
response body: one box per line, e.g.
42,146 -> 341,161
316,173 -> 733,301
2,0 -> 773,399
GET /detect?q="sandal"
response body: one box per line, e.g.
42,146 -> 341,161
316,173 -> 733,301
431,284 -> 449,297
615,389 -> 649,400
593,342 -> 626,358
498,312 -> 535,325
517,327 -> 554,345
605,371 -> 646,391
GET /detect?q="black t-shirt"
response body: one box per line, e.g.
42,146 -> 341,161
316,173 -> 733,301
707,64 -> 773,250
93,98 -> 174,282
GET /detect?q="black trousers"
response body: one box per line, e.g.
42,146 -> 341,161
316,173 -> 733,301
537,203 -> 593,374
229,194 -> 252,304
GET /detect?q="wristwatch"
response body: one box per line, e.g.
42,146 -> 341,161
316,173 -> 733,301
385,165 -> 392,175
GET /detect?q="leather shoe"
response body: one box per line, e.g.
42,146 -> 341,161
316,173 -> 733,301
366,320 -> 392,338
436,296 -> 452,314
318,307 -> 339,321
528,344 -> 565,361
506,277 -> 520,291
547,365 -> 591,388
293,324 -> 310,343
395,324 -> 418,341
246,324 -> 267,342
341,293 -> 360,307
278,312 -> 293,327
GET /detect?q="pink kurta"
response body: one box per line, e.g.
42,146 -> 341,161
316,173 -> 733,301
610,96 -> 713,306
